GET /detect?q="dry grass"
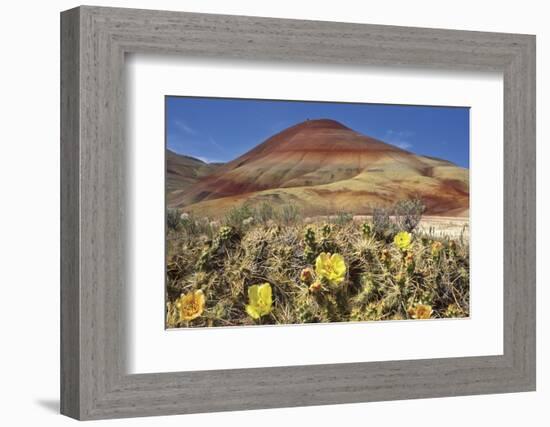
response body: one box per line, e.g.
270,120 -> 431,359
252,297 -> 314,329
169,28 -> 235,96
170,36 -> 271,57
165,207 -> 469,328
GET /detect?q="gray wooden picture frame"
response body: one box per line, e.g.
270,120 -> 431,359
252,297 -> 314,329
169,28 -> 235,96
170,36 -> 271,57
60,5 -> 536,420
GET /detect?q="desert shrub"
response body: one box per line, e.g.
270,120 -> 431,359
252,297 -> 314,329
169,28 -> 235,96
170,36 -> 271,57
256,202 -> 276,223
179,212 -> 197,235
278,204 -> 300,225
223,204 -> 256,229
394,198 -> 425,232
334,211 -> 354,226
179,212 -> 216,237
372,207 -> 397,241
242,216 -> 255,229
166,208 -> 181,232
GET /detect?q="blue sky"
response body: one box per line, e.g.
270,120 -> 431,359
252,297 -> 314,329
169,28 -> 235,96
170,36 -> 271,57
166,96 -> 470,168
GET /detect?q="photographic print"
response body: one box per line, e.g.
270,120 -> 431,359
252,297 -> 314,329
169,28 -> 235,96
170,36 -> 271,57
165,97 -> 470,328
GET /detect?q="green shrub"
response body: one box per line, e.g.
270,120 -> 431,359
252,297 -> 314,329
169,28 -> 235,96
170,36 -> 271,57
372,207 -> 397,241
166,208 -> 181,232
256,202 -> 275,222
394,198 -> 425,233
334,211 -> 353,226
278,204 -> 300,225
224,204 -> 255,229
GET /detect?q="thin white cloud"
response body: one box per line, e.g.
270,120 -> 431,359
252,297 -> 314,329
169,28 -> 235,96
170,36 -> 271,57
174,119 -> 198,135
208,136 -> 226,153
383,129 -> 414,150
395,141 -> 412,150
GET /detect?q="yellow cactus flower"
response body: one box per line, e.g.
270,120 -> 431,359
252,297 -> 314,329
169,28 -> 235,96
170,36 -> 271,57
394,231 -> 412,250
408,303 -> 433,320
176,289 -> 205,321
245,283 -> 273,320
315,252 -> 347,286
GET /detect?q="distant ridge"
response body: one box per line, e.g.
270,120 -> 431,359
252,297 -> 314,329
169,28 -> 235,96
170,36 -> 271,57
166,150 -> 221,206
170,152 -> 207,164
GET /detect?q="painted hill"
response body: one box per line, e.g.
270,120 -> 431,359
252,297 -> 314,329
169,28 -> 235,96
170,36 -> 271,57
167,119 -> 469,217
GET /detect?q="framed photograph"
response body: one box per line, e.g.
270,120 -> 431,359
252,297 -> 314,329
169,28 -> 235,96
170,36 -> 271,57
61,6 -> 536,420
164,98 -> 471,330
